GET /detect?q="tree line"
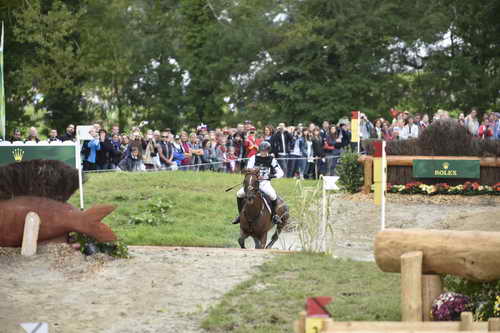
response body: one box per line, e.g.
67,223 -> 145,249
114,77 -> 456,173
2,0 -> 499,134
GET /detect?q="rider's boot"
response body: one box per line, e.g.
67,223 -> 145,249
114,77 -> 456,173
231,197 -> 245,224
271,199 -> 280,225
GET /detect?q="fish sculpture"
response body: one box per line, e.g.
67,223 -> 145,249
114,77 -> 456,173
0,196 -> 117,247
0,159 -> 118,247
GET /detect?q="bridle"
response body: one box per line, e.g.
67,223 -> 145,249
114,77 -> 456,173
243,171 -> 264,226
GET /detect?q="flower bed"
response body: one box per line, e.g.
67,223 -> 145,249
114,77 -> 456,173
384,182 -> 500,196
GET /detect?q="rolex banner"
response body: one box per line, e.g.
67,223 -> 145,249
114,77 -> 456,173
0,22 -> 5,140
0,145 -> 77,168
413,159 -> 480,179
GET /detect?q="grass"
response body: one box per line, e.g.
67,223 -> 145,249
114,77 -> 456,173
202,252 -> 400,333
69,170 -> 318,247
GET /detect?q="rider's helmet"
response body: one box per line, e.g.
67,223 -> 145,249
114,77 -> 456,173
258,141 -> 271,153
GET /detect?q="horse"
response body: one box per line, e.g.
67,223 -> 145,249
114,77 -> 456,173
238,168 -> 288,249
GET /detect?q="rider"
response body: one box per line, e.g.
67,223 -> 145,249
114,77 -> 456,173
232,141 -> 284,225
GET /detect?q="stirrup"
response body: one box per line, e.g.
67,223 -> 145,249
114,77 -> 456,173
232,216 -> 241,225
272,215 -> 281,225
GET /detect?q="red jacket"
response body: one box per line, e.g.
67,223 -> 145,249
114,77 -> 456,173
245,136 -> 258,158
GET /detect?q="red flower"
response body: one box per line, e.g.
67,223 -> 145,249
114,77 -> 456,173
471,182 -> 480,191
436,183 -> 450,190
493,182 -> 500,192
463,181 -> 472,191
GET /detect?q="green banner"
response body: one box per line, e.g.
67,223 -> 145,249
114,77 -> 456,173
413,159 -> 480,179
0,22 -> 5,140
0,145 -> 77,168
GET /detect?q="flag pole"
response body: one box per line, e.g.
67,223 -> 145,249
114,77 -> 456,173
0,21 -> 6,141
75,133 -> 85,210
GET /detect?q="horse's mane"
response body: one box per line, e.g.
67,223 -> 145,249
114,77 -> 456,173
0,159 -> 83,202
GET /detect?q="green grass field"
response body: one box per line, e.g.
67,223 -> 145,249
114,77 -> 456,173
202,252 -> 400,332
69,170 -> 317,247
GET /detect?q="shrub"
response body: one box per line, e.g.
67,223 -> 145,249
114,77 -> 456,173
336,148 -> 363,193
128,197 -> 174,226
443,275 -> 500,321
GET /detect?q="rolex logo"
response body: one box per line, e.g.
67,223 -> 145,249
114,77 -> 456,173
442,162 -> 449,170
13,148 -> 24,162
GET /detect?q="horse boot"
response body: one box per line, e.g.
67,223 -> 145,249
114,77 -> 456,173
231,197 -> 245,224
270,199 -> 280,225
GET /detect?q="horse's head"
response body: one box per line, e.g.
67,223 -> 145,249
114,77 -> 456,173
243,168 -> 260,204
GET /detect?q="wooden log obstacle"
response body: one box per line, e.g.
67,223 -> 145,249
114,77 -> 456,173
294,229 -> 500,332
294,311 -> 500,333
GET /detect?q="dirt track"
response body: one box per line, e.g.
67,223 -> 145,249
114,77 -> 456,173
0,246 -> 275,333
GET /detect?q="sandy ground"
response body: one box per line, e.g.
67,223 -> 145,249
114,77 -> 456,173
0,245 -> 274,333
325,193 -> 500,261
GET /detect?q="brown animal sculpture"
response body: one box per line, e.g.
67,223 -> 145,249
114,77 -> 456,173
0,159 -> 118,247
0,196 -> 117,247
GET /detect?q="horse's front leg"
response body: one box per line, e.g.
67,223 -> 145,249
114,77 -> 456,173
266,225 -> 281,249
239,229 -> 248,249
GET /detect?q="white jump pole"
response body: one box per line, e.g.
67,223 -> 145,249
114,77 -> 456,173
321,176 -> 326,252
75,133 -> 84,210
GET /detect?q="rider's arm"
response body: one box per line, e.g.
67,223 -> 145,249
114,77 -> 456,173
271,158 -> 284,179
246,155 -> 256,169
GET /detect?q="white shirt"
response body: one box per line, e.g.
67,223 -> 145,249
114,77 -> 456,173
401,124 -> 419,140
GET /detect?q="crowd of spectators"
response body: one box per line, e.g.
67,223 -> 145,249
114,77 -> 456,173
3,108 -> 500,178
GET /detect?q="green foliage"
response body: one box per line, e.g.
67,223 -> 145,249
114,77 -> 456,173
72,232 -> 130,258
443,275 -> 500,321
4,0 -> 500,131
128,197 -> 174,226
336,149 -> 363,193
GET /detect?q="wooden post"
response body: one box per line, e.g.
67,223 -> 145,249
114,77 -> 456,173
401,251 -> 423,322
21,212 -> 41,257
363,157 -> 373,194
459,312 -> 473,331
488,318 -> 500,331
421,274 -> 443,321
294,311 -> 306,333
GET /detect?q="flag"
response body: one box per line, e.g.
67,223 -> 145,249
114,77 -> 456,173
0,22 -> 5,140
351,111 -> 360,143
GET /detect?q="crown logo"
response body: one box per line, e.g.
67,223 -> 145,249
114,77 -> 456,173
443,162 -> 449,170
12,148 -> 24,162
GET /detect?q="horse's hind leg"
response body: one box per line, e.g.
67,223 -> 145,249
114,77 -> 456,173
252,237 -> 262,249
266,226 -> 282,249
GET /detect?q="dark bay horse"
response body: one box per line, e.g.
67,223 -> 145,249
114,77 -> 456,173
238,168 -> 288,249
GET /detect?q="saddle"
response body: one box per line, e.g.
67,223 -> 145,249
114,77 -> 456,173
260,192 -> 288,221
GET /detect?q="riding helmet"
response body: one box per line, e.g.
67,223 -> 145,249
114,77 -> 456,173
258,141 -> 271,152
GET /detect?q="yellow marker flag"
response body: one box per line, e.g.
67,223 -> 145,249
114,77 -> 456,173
350,111 -> 359,143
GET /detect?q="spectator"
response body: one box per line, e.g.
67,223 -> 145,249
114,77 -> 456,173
271,122 -> 292,176
226,146 -> 237,173
158,131 -> 175,170
119,144 -> 145,172
120,134 -> 130,154
232,132 -> 246,171
288,128 -> 306,178
382,121 -> 394,141
82,128 -> 100,171
478,119 -> 494,140
359,114 -> 373,140
143,130 -> 159,170
264,125 -> 274,141
96,129 -> 114,170
312,127 -> 325,178
109,134 -> 123,169
420,114 -> 430,129
9,128 -> 23,143
48,129 -> 61,143
244,130 -> 258,159
60,124 -> 75,142
189,132 -> 204,170
26,127 -> 40,143
323,126 -> 342,176
465,108 -> 480,136
179,131 -> 192,169
401,117 -> 419,140
172,135 -> 185,167
370,118 -> 383,139
303,129 -> 315,179
320,121 -> 330,140
110,125 -> 120,138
